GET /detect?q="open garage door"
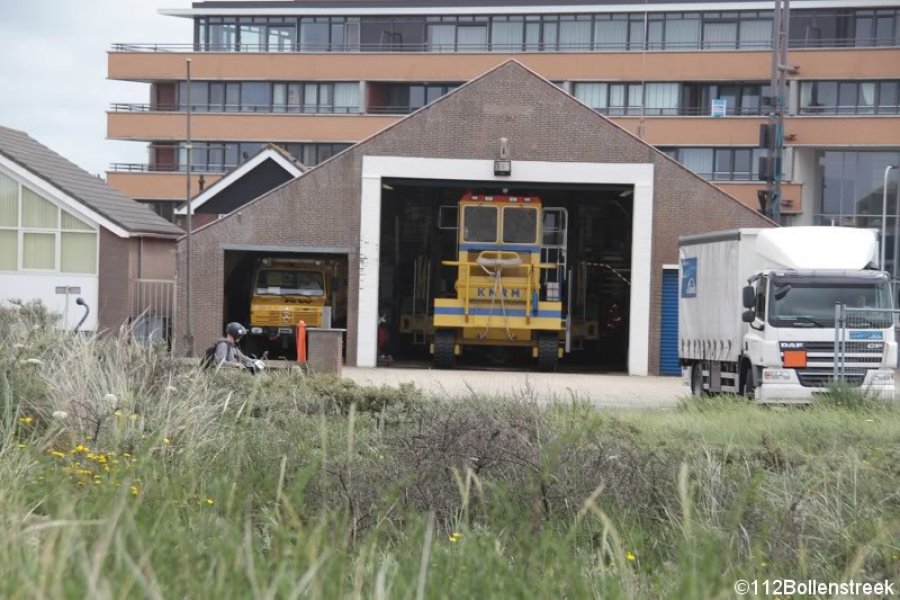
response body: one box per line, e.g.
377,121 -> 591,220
377,179 -> 633,372
223,247 -> 348,360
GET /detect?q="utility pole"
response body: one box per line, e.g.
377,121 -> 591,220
759,0 -> 790,222
184,58 -> 195,356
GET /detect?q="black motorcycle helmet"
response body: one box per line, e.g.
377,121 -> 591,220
226,322 -> 247,340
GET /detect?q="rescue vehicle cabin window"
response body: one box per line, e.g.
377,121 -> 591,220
502,206 -> 539,244
256,269 -> 325,296
463,205 -> 498,243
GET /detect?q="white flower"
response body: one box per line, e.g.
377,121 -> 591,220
51,410 -> 69,420
22,358 -> 44,366
165,386 -> 178,394
103,393 -> 118,404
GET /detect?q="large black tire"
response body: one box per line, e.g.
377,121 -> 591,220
537,332 -> 559,372
690,363 -> 704,397
433,329 -> 457,369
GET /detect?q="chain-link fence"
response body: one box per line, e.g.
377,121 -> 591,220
833,304 -> 899,384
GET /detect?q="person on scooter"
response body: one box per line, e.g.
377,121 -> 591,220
214,322 -> 251,369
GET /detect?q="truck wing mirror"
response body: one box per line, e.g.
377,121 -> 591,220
742,309 -> 755,323
742,286 -> 755,309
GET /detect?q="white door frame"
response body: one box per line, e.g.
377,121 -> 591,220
358,156 -> 654,375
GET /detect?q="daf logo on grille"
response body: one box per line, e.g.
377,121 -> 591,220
780,342 -> 804,349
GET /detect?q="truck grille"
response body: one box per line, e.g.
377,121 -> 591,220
788,341 -> 882,388
254,309 -> 319,327
797,369 -> 866,388
798,341 -> 883,368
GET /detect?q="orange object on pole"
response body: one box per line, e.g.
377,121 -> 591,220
296,320 -> 307,363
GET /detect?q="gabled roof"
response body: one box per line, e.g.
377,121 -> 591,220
0,126 -> 183,238
175,144 -> 305,216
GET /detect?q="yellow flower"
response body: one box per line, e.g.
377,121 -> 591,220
625,551 -> 637,562
449,532 -> 462,543
130,485 -> 140,497
163,438 -> 171,445
16,442 -> 27,449
50,450 -> 65,459
18,416 -> 33,425
205,498 -> 214,506
72,444 -> 89,454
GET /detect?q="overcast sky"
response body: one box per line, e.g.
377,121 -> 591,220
0,0 -> 193,177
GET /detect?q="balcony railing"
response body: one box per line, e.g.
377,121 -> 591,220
110,102 -> 360,114
110,101 -> 768,117
109,163 -> 237,173
111,37 -> 900,54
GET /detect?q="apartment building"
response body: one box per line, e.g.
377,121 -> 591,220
107,0 -> 900,238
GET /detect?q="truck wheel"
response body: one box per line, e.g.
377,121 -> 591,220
433,329 -> 456,369
690,363 -> 704,397
537,332 -> 559,372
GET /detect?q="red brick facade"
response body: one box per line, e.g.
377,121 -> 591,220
175,61 -> 772,372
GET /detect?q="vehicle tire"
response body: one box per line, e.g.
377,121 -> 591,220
740,361 -> 756,400
537,332 -> 559,372
690,362 -> 704,397
433,329 -> 457,369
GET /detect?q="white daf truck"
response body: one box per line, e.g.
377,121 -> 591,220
679,227 -> 896,403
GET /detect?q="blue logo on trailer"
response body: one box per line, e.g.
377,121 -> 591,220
681,258 -> 697,298
849,330 -> 883,340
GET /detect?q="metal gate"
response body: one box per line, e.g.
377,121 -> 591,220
129,279 -> 175,343
659,268 -> 680,375
833,304 -> 898,384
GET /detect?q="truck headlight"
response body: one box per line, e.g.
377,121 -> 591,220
251,327 -> 263,334
762,368 -> 793,382
870,370 -> 894,385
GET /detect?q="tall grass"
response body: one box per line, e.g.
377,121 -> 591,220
0,302 -> 898,598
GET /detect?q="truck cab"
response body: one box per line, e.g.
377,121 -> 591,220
246,259 -> 330,355
741,269 -> 896,401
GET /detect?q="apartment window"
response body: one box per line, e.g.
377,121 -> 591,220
558,15 -> 592,50
491,16 -> 525,52
574,83 -> 608,111
790,8 -> 900,48
360,17 -> 425,51
206,18 -> 238,51
644,83 -> 679,116
679,82 -> 764,115
239,19 -> 266,52
703,14 -> 739,49
300,18 -> 331,51
268,22 -> 297,51
800,81 -> 900,115
665,147 -> 769,181
240,83 -> 271,112
594,14 -> 630,50
457,23 -> 488,51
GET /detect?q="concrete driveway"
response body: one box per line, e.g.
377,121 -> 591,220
343,366 -> 687,409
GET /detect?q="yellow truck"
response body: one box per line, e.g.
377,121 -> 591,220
431,193 -> 565,370
246,258 -> 329,355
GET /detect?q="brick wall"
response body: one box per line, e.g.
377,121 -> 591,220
98,229 -> 132,333
176,61 -> 772,372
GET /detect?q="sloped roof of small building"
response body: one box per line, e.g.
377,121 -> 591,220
0,126 -> 183,237
176,144 -> 305,216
